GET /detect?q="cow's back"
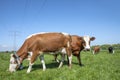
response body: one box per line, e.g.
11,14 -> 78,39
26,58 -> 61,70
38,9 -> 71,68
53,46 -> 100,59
27,32 -> 71,52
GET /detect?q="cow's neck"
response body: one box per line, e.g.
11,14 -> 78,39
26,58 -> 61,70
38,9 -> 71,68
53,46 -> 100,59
81,45 -> 84,51
16,50 -> 28,63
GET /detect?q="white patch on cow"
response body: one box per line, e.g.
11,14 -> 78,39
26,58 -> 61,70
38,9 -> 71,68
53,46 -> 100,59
39,51 -> 44,55
83,36 -> 90,50
49,52 -> 56,54
9,54 -> 18,72
58,62 -> 63,68
67,41 -> 70,47
41,60 -> 46,71
49,48 -> 67,55
26,32 -> 49,39
27,32 -> 69,39
61,32 -> 69,36
27,63 -> 34,73
27,52 -> 33,60
68,55 -> 72,65
10,54 -> 15,63
61,48 -> 66,54
67,54 -> 72,69
58,54 -> 65,68
39,55 -> 46,71
56,59 -> 60,63
9,64 -> 17,72
28,52 -> 33,56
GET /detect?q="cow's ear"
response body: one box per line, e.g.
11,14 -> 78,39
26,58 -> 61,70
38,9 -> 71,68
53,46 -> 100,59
11,54 -> 16,58
90,37 -> 95,41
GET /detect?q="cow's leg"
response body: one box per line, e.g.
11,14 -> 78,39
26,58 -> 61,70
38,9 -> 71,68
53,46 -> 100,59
27,52 -> 38,73
66,47 -> 72,68
113,50 -> 115,54
39,55 -> 46,71
27,61 -> 34,73
93,50 -> 95,54
58,54 -> 65,68
54,54 -> 59,63
68,54 -> 72,68
73,51 -> 83,66
76,52 -> 84,66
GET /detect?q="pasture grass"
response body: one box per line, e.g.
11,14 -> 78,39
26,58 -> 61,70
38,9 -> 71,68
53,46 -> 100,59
0,51 -> 120,80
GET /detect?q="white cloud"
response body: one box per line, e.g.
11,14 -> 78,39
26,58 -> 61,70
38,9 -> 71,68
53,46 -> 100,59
0,44 -> 13,51
1,45 -> 8,48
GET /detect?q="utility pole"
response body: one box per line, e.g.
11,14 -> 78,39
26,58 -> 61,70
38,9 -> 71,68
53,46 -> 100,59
9,31 -> 20,52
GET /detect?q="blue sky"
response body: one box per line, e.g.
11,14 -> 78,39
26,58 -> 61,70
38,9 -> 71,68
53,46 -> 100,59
0,0 -> 120,51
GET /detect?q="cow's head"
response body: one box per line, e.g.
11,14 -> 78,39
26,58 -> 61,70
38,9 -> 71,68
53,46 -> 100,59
9,54 -> 21,72
82,36 -> 95,51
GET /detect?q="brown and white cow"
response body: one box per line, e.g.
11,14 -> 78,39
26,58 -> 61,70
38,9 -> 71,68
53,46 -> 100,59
54,35 -> 95,66
9,32 -> 72,73
92,46 -> 100,54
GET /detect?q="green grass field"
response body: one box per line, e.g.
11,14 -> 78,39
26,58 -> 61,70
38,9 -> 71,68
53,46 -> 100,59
0,51 -> 120,80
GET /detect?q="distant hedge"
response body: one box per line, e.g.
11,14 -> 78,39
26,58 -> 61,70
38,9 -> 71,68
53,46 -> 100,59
92,44 -> 120,50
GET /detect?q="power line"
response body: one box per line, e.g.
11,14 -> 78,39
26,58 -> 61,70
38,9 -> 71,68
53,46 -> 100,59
9,31 -> 20,52
36,0 -> 47,16
38,0 -> 47,13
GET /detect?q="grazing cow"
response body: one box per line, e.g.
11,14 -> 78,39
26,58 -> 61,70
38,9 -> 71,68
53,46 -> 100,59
54,35 -> 95,66
92,46 -> 100,54
108,46 -> 114,54
9,32 -> 72,73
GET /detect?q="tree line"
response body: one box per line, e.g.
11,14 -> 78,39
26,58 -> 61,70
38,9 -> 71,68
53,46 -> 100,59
92,44 -> 120,50
1,44 -> 120,53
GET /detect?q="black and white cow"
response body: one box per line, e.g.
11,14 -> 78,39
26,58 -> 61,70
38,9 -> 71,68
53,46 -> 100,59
108,46 -> 114,54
